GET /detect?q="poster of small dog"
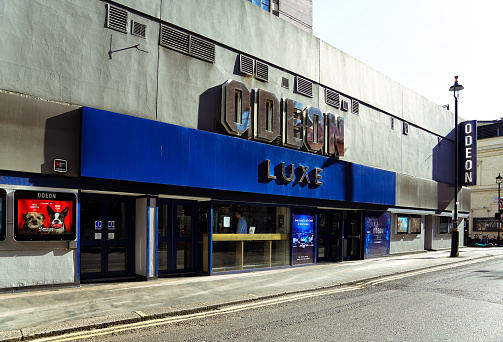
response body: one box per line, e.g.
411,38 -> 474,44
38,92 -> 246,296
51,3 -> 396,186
16,196 -> 74,237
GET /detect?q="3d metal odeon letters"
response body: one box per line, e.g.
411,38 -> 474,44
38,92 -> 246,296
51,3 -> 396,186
221,80 -> 345,157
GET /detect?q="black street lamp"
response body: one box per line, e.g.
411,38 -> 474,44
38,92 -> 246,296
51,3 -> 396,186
449,76 -> 464,257
497,173 -> 502,244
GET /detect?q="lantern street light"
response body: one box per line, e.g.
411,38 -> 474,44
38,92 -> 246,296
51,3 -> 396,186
449,76 -> 464,257
497,173 -> 502,244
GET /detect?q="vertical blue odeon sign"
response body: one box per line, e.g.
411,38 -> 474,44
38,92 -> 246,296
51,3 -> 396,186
81,107 -> 396,205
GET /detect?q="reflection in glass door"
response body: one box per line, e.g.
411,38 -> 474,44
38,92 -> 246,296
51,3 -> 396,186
80,195 -> 134,280
158,200 -> 196,275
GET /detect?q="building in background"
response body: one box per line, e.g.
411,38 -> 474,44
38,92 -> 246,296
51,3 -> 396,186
469,120 -> 503,242
245,0 -> 313,32
0,0 -> 468,290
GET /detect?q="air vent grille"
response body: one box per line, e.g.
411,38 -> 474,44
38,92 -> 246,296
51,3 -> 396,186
106,5 -> 128,33
282,77 -> 289,89
403,122 -> 409,135
255,61 -> 269,82
296,77 -> 313,98
240,55 -> 254,76
325,89 -> 340,108
351,99 -> 359,115
160,25 -> 190,54
131,21 -> 146,38
190,36 -> 215,63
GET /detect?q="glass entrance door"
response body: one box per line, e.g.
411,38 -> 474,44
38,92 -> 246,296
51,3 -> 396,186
80,195 -> 134,280
158,200 -> 196,275
343,210 -> 362,261
317,212 -> 342,262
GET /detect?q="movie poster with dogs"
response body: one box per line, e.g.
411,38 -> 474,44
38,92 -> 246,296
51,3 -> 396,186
14,190 -> 76,241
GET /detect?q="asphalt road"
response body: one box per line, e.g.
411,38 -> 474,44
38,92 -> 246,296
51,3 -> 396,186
41,256 -> 503,342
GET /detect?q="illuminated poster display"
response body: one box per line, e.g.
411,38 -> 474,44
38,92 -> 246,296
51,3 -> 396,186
410,216 -> 421,234
364,212 -> 390,258
14,190 -> 76,241
0,189 -> 5,241
397,216 -> 409,234
292,214 -> 314,265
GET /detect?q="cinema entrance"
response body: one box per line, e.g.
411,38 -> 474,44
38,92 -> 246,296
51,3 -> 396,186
157,200 -> 197,275
80,195 -> 135,281
317,210 -> 363,262
317,211 -> 342,262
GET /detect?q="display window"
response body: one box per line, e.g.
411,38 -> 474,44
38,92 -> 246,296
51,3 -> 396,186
397,215 -> 408,234
0,189 -> 5,241
14,190 -> 76,241
212,203 -> 291,272
409,216 -> 421,234
364,211 -> 390,258
292,212 -> 315,265
439,216 -> 451,234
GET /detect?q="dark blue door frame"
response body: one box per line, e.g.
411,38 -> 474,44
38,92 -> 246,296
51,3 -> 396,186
157,199 -> 197,275
79,194 -> 135,280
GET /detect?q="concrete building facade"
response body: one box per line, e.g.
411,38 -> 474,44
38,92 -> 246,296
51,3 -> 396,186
0,0 -> 468,289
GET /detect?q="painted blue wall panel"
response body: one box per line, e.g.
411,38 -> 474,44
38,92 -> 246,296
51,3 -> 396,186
81,107 -> 396,206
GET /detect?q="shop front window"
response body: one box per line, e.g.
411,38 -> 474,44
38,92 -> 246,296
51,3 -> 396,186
212,204 -> 291,272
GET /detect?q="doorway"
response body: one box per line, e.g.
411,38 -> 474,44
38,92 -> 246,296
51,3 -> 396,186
343,210 -> 362,261
80,195 -> 135,281
158,200 -> 197,275
317,211 -> 342,262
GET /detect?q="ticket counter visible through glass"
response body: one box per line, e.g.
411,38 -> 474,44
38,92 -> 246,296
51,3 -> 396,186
211,204 -> 291,272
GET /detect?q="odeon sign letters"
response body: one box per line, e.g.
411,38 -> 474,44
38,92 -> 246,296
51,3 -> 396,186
221,80 -> 345,157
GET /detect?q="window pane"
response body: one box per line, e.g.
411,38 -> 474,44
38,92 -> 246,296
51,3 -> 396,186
158,205 -> 169,238
177,205 -> 192,237
212,204 -> 291,273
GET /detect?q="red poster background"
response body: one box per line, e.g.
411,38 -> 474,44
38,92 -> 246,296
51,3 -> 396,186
17,198 -> 74,235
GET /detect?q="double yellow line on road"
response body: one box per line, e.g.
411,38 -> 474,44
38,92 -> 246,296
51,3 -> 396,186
33,257 -> 490,342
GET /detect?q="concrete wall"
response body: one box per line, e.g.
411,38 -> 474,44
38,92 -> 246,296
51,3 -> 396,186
0,189 -> 77,288
390,214 -> 425,254
0,92 -> 81,176
0,0 -> 461,195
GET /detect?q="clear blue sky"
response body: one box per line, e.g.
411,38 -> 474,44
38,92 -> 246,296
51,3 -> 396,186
313,0 -> 503,121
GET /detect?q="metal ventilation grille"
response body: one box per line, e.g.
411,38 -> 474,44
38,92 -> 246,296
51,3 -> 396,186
351,99 -> 359,115
325,89 -> 340,108
131,21 -> 146,38
240,55 -> 254,76
296,77 -> 313,97
190,36 -> 215,63
282,77 -> 289,89
255,61 -> 269,82
160,25 -> 190,54
106,5 -> 128,33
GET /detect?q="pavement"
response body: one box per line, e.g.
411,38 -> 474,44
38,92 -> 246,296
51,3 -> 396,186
1,247 -> 503,341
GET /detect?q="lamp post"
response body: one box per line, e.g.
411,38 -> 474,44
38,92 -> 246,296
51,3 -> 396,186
497,173 -> 502,244
449,76 -> 463,257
